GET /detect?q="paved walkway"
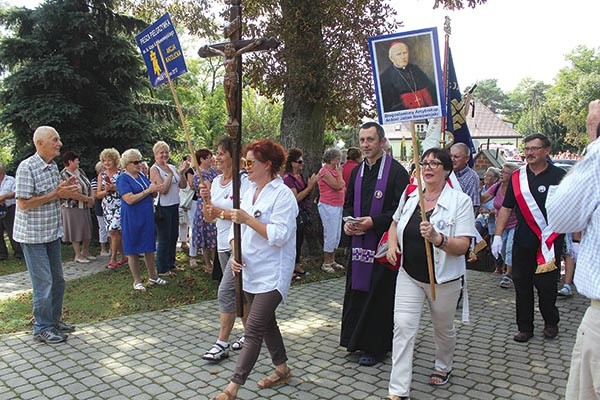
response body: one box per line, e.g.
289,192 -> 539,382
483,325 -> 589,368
0,269 -> 586,400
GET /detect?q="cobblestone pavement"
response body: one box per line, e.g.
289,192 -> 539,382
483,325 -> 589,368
0,269 -> 586,400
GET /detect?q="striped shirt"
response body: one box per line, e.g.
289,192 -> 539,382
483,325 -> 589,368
14,153 -> 63,244
547,139 -> 600,300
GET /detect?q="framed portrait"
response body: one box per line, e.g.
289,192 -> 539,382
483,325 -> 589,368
369,27 -> 445,125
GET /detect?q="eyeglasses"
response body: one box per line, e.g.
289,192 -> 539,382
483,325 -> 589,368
243,159 -> 257,169
524,146 -> 545,152
419,161 -> 443,169
130,160 -> 143,165
293,160 -> 303,164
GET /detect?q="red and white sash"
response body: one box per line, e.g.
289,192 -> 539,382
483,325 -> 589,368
512,167 -> 559,273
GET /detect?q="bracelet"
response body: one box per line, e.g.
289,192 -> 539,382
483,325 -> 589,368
434,233 -> 448,249
219,210 -> 225,220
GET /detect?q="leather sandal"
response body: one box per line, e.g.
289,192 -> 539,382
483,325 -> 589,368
257,366 -> 292,389
211,389 -> 236,400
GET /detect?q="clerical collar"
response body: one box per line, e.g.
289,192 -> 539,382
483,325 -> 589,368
365,152 -> 384,169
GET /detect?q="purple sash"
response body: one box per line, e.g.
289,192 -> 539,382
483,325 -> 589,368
351,153 -> 391,292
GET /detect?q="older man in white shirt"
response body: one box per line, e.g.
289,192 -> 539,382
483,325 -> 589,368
547,99 -> 600,400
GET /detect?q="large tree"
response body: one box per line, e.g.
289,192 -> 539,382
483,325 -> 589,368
117,0 -> 486,173
0,0 -> 163,172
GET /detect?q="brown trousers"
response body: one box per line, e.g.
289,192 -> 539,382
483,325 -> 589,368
231,290 -> 288,385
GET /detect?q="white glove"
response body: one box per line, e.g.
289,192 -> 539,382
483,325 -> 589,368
491,235 -> 503,259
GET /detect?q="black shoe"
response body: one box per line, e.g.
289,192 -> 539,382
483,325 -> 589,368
34,330 -> 67,344
55,321 -> 76,333
358,353 -> 383,366
543,325 -> 558,339
513,331 -> 534,342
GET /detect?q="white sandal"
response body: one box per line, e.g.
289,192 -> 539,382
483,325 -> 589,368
202,343 -> 230,361
133,282 -> 146,291
149,277 -> 168,285
232,336 -> 245,350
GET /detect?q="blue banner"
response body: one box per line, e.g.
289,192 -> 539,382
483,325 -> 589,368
135,13 -> 187,88
446,48 -> 475,165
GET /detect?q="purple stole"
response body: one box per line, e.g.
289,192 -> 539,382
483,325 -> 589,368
351,153 -> 392,292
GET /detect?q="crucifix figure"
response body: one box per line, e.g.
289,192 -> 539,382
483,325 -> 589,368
201,39 -> 265,126
198,0 -> 279,317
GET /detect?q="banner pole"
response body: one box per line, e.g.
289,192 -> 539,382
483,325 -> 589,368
440,16 -> 451,149
155,41 -> 201,179
410,121 -> 436,300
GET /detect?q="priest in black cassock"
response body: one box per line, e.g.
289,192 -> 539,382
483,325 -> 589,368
341,121 -> 410,366
379,41 -> 437,112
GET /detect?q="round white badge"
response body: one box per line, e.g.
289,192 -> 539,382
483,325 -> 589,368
538,185 -> 546,193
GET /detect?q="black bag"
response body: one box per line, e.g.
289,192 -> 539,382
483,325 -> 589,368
154,196 -> 163,223
296,209 -> 311,225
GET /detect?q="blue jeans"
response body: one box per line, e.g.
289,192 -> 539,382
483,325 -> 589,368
156,204 -> 179,273
21,239 -> 65,335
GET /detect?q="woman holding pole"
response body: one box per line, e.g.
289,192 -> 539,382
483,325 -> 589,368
211,139 -> 297,400
384,148 -> 475,400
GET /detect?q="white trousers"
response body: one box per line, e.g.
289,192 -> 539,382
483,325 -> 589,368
96,215 -> 108,244
318,202 -> 342,253
388,268 -> 462,397
566,301 -> 600,400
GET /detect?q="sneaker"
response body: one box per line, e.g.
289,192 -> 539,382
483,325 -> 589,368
231,336 -> 245,351
499,275 -> 513,289
558,284 -> 573,298
55,321 -> 76,333
321,263 -> 336,273
202,343 -> 230,362
100,251 -> 111,257
34,330 -> 67,344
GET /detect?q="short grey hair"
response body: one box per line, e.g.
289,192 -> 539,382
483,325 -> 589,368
502,162 -> 519,173
485,167 -> 500,180
121,149 -> 143,168
94,161 -> 103,174
323,147 -> 342,163
451,142 -> 471,157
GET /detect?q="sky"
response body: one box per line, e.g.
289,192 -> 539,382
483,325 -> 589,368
395,0 -> 598,91
5,0 -> 599,92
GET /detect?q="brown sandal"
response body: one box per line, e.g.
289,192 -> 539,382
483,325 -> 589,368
211,389 -> 236,400
257,367 -> 292,389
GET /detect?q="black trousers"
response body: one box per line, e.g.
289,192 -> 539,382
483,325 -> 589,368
512,242 -> 561,334
0,205 -> 22,259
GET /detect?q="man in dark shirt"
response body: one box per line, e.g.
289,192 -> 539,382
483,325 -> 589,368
492,133 -> 565,343
341,121 -> 409,366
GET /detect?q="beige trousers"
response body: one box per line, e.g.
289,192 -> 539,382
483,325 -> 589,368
566,300 -> 600,400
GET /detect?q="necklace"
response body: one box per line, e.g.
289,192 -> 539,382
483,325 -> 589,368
424,193 -> 440,202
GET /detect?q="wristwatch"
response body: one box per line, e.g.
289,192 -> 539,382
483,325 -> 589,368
219,210 -> 225,220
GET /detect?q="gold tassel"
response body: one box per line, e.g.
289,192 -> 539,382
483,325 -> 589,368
535,259 -> 557,274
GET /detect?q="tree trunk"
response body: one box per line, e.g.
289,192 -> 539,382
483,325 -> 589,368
279,0 -> 328,258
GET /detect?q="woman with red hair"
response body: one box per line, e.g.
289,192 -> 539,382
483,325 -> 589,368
211,140 -> 298,400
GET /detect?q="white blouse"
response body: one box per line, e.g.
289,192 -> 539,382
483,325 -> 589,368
211,173 -> 250,252
230,177 -> 298,300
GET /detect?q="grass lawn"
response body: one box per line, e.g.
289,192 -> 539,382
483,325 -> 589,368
0,244 -> 345,335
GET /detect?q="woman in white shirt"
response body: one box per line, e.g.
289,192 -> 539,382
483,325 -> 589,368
211,140 -> 298,400
200,137 -> 250,362
384,148 -> 475,400
150,141 -> 188,276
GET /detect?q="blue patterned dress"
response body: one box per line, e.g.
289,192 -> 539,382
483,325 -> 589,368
192,168 -> 218,250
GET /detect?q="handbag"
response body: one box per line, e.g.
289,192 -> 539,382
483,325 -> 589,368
154,195 -> 164,223
374,231 -> 401,271
179,186 -> 194,211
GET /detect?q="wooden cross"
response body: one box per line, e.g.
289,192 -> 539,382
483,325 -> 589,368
198,0 -> 279,317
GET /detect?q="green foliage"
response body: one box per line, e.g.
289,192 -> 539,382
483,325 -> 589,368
0,0 -> 167,173
468,79 -> 509,114
546,46 -> 600,149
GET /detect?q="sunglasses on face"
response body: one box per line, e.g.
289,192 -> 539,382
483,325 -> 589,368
294,159 -> 303,164
130,160 -> 142,165
243,159 -> 256,169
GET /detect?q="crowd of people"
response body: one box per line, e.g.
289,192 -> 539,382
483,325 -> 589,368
5,101 -> 600,400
